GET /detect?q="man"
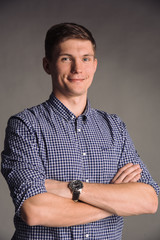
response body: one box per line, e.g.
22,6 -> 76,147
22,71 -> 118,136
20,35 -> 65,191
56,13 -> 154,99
1,23 -> 159,240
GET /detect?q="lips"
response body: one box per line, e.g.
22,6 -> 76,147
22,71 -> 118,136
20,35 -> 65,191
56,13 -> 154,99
68,76 -> 86,81
67,78 -> 85,83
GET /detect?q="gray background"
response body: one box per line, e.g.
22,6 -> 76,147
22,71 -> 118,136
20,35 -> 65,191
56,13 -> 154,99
0,0 -> 160,239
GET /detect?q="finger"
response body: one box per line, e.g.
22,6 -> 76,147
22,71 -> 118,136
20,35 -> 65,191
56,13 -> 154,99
112,164 -> 141,184
111,163 -> 140,183
122,169 -> 142,183
116,168 -> 142,184
129,173 -> 141,183
111,163 -> 133,183
114,166 -> 141,183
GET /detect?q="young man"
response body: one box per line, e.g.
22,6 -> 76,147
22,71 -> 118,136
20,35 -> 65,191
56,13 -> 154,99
1,23 -> 159,240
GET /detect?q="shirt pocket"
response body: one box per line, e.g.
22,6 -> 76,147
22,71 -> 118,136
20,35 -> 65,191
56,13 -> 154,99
86,143 -> 120,183
100,145 -> 121,183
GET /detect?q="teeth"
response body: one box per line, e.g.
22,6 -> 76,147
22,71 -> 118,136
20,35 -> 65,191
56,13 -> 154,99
69,79 -> 84,80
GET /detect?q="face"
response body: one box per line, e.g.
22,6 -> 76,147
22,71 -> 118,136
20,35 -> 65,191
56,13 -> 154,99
43,39 -> 97,101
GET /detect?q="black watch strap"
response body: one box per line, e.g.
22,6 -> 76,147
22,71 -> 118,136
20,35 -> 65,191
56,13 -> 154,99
68,180 -> 83,202
72,190 -> 81,202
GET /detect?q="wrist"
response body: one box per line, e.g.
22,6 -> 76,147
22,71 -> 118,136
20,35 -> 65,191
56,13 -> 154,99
68,180 -> 84,202
45,179 -> 72,199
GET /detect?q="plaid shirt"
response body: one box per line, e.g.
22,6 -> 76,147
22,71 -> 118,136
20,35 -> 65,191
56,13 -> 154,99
1,93 -> 159,240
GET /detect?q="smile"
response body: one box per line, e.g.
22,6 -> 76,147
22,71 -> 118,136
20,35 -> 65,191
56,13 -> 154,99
68,78 -> 85,82
69,78 -> 84,80
68,75 -> 87,81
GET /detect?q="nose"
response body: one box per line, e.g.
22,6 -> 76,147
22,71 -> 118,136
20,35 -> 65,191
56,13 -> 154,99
71,59 -> 82,74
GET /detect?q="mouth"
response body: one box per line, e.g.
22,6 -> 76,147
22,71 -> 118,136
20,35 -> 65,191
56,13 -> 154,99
68,75 -> 86,82
69,78 -> 84,81
68,78 -> 85,82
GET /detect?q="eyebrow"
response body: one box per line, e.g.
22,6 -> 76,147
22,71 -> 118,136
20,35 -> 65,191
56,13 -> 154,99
58,53 -> 95,57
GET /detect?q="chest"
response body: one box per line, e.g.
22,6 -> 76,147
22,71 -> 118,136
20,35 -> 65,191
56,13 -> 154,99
37,118 -> 122,183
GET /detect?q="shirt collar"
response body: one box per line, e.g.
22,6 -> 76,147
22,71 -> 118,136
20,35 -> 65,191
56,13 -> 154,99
47,93 -> 91,121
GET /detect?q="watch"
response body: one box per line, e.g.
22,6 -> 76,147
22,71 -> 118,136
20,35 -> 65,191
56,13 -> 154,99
68,180 -> 83,202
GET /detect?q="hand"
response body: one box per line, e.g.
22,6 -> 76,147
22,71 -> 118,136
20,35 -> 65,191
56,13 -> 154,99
45,179 -> 71,198
111,163 -> 142,184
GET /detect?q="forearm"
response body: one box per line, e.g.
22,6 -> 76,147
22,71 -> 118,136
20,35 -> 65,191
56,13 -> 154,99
80,182 -> 158,216
44,164 -> 158,217
21,192 -> 112,227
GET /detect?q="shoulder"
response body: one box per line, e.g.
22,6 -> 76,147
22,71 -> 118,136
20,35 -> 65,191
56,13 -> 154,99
7,100 -> 48,132
92,108 -> 126,130
89,108 -> 128,142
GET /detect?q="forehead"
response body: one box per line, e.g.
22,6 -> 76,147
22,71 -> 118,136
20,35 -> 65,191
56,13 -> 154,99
54,39 -> 95,56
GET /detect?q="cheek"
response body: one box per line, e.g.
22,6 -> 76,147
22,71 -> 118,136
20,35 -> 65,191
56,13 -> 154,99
57,65 -> 70,77
87,67 -> 96,79
52,68 -> 64,80
86,63 -> 96,74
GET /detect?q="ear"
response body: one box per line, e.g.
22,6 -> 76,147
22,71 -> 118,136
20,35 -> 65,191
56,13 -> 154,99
94,58 -> 98,73
43,57 -> 51,75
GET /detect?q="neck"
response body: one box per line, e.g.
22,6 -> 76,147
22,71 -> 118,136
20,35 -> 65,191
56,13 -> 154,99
54,93 -> 88,117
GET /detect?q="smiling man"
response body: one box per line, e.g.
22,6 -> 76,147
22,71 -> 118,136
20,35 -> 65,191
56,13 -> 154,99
43,37 -> 97,116
1,23 -> 159,240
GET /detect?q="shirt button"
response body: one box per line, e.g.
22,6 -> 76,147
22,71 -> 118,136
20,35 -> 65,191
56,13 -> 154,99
77,128 -> 81,132
86,234 -> 89,238
86,179 -> 89,182
83,152 -> 86,156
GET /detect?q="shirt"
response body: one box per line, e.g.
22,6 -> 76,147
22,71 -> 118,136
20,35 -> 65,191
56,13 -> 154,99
1,93 -> 159,240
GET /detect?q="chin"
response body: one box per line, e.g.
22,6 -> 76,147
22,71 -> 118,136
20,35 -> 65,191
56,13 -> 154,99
69,90 -> 87,97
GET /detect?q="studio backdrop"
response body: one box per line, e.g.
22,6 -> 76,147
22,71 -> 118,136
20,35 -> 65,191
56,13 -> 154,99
0,0 -> 160,239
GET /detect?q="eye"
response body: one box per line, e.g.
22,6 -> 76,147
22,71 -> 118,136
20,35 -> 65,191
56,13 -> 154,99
61,57 -> 71,62
83,57 -> 90,62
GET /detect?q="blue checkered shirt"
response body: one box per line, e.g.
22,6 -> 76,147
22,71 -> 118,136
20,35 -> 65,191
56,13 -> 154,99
1,93 -> 159,240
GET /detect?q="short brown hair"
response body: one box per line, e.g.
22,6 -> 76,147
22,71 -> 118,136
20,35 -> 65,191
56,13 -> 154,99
45,23 -> 96,60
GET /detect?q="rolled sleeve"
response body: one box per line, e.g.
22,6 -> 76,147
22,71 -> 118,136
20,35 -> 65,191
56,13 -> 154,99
118,120 -> 160,196
1,115 -> 47,217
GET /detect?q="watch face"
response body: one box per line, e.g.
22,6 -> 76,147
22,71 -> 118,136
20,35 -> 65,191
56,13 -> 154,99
69,180 -> 83,191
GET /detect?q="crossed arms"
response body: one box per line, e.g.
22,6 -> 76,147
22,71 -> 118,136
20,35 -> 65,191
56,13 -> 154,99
21,163 -> 158,227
